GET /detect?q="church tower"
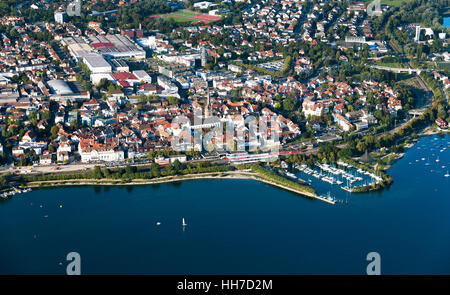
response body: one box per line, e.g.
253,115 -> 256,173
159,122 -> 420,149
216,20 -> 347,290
204,87 -> 211,118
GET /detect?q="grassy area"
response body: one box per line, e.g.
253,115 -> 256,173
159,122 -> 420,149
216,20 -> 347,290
396,72 -> 415,81
154,9 -> 221,24
248,164 -> 317,196
375,61 -> 405,68
377,153 -> 398,166
363,0 -> 412,7
381,0 -> 412,7
151,10 -> 200,23
163,16 -> 195,23
175,10 -> 199,17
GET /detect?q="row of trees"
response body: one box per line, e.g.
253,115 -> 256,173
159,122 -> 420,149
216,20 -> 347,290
420,72 -> 445,100
23,162 -> 232,183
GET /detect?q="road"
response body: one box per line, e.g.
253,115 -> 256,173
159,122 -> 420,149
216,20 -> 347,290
1,163 -> 98,175
2,156 -> 231,176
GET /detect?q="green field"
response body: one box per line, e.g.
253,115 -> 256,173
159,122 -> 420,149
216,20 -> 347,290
381,0 -> 412,7
363,0 -> 413,7
380,62 -> 404,68
163,16 -> 195,23
374,61 -> 406,68
174,10 -> 199,17
154,9 -> 202,23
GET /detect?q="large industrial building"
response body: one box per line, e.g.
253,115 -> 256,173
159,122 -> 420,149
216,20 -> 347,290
62,34 -> 146,62
45,80 -> 90,102
83,55 -> 112,74
47,79 -> 74,95
61,36 -> 96,62
88,34 -> 146,60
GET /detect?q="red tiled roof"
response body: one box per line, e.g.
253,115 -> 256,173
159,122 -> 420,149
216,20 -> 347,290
91,42 -> 113,48
112,72 -> 138,81
117,80 -> 131,88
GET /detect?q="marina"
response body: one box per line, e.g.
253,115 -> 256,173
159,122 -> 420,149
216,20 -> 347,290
1,188 -> 32,199
293,162 -> 383,194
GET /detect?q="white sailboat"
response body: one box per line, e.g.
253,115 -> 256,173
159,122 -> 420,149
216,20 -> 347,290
436,156 -> 440,163
182,218 -> 187,227
445,171 -> 449,178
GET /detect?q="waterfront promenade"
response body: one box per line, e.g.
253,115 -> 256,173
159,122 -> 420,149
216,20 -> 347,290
22,170 -> 332,204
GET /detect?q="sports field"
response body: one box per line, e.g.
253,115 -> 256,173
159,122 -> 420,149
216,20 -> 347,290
152,10 -> 222,24
363,0 -> 413,7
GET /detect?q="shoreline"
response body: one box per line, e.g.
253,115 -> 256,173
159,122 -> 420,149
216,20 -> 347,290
4,127 -> 447,202
21,170 -> 328,204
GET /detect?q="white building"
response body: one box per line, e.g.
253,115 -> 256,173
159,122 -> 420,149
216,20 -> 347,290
54,11 -> 66,24
302,99 -> 328,117
193,1 -> 217,9
39,154 -> 53,165
133,70 -> 152,83
79,144 -> 125,163
57,141 -> 73,153
157,75 -> 178,91
83,55 -> 112,74
90,73 -> 115,84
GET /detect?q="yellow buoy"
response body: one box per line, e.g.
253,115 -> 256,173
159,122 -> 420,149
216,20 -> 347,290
59,205 -> 63,208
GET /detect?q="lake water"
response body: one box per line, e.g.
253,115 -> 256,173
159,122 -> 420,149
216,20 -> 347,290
0,134 -> 449,274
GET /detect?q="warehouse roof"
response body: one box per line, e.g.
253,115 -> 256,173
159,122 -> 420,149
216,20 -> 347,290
83,55 -> 111,68
47,80 -> 73,95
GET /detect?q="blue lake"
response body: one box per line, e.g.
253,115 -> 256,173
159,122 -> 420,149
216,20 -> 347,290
0,134 -> 449,274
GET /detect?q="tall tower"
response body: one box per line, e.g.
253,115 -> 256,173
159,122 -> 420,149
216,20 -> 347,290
201,47 -> 207,67
204,87 -> 211,118
415,25 -> 421,42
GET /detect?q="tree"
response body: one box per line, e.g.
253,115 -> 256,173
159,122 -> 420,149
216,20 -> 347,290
70,119 -> 80,130
283,97 -> 296,112
93,166 -> 103,179
42,110 -> 51,121
173,159 -> 182,172
150,163 -> 160,177
50,125 -> 59,139
356,141 -> 367,153
166,96 -> 180,106
103,168 -> 111,178
125,165 -> 136,175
